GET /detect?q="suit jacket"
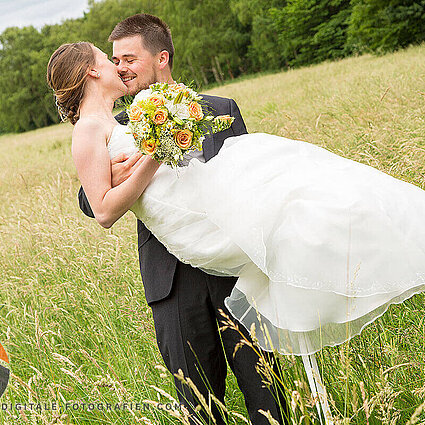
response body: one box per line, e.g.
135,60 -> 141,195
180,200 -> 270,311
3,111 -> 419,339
78,94 -> 248,304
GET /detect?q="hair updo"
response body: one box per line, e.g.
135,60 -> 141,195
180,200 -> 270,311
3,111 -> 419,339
46,42 -> 95,125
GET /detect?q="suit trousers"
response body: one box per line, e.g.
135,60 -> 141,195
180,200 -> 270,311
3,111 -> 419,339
150,261 -> 288,424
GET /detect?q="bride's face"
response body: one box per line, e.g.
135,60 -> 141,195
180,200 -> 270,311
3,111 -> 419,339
92,47 -> 128,97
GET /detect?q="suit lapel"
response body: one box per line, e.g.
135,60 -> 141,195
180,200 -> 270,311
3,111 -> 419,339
115,110 -> 129,125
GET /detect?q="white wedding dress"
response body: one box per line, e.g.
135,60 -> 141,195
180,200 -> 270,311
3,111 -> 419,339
108,124 -> 425,356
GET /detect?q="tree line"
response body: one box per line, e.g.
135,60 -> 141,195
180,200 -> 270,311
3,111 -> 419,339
0,0 -> 424,133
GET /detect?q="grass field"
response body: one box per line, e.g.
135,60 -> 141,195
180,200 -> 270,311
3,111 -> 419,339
1,44 -> 425,424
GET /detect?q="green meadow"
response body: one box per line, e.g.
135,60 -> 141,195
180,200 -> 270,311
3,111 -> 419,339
1,45 -> 425,424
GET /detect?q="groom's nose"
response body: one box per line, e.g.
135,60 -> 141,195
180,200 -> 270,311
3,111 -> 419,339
116,63 -> 128,74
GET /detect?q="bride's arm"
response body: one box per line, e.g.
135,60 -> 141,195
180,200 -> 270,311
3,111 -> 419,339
72,119 -> 160,228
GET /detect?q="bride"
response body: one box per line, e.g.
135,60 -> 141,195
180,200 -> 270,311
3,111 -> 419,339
47,42 -> 425,356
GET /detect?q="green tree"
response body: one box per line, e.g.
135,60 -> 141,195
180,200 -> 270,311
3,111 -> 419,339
230,0 -> 287,72
277,0 -> 352,67
347,0 -> 425,53
0,0 -> 161,133
0,27 -> 54,132
4,0 -> 425,133
161,0 -> 249,86
81,0 -> 159,55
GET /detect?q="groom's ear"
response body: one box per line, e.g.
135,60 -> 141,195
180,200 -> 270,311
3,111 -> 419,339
158,50 -> 169,70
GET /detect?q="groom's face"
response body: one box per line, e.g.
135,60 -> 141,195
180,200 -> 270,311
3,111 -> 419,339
112,35 -> 159,96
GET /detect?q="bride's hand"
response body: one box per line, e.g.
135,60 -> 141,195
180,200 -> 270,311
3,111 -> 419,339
111,151 -> 143,187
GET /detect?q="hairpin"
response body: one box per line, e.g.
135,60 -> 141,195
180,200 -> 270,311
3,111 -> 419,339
55,94 -> 69,122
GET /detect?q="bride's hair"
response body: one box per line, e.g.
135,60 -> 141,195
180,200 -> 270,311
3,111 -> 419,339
46,42 -> 95,125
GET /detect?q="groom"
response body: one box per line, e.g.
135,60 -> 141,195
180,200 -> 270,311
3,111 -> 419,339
79,13 -> 286,425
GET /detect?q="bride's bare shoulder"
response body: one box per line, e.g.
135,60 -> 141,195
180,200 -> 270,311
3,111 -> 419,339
72,117 -> 108,142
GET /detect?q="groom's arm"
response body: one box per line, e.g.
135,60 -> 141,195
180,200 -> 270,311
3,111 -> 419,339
229,99 -> 247,136
78,186 -> 95,218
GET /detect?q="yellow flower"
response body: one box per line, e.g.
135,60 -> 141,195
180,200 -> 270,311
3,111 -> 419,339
169,83 -> 186,92
216,114 -> 232,124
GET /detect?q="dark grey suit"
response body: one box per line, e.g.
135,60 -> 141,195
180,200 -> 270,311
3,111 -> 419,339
78,95 -> 287,424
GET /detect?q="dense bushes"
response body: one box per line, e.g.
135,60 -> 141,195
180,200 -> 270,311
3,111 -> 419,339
0,0 -> 424,133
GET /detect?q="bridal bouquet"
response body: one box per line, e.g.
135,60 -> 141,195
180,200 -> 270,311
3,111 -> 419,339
126,82 -> 234,167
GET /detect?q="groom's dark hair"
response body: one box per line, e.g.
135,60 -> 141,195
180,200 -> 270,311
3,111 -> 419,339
109,14 -> 175,70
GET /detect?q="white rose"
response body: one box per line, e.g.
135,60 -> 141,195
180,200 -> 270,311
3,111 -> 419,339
165,101 -> 190,120
134,88 -> 153,102
164,99 -> 174,111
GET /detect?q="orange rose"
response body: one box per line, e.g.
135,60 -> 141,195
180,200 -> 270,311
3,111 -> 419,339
188,102 -> 204,121
175,129 -> 193,149
148,93 -> 165,107
153,109 -> 168,125
128,104 -> 144,122
216,114 -> 233,124
142,139 -> 157,155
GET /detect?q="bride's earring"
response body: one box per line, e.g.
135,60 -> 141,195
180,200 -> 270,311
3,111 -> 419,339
97,72 -> 100,78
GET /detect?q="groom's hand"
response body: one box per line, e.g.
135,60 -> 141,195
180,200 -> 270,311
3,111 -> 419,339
111,151 -> 143,187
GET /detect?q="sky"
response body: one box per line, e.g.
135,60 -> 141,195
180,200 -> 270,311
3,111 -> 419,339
0,0 -> 91,34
